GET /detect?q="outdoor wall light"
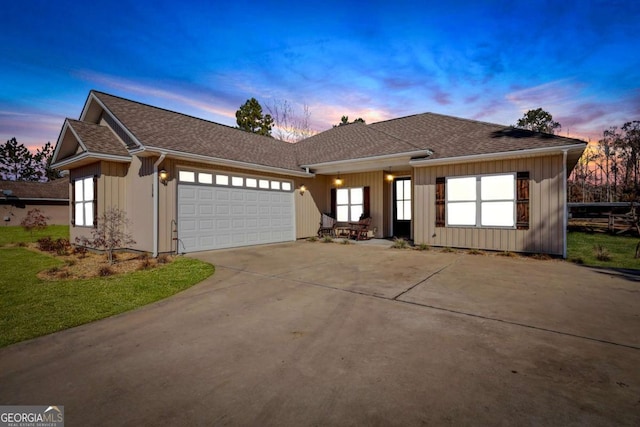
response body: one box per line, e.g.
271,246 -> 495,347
386,173 -> 394,182
335,175 -> 343,186
299,184 -> 307,195
159,169 -> 169,185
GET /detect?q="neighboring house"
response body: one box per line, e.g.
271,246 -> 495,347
51,91 -> 586,257
0,178 -> 69,225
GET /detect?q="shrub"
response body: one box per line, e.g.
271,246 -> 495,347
37,237 -> 70,255
441,247 -> 455,253
306,236 -> 319,242
498,251 -> 516,257
73,245 -> 88,258
37,237 -> 55,252
138,258 -> 153,270
467,249 -> 484,255
594,244 -> 611,261
20,209 -> 48,239
415,243 -> 430,251
74,207 -> 136,264
321,236 -> 333,243
391,238 -> 409,249
98,266 -> 114,277
156,254 -> 170,264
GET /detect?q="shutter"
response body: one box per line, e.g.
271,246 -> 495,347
92,176 -> 98,228
516,172 -> 530,230
330,188 -> 337,219
71,179 -> 76,226
435,177 -> 445,227
363,186 -> 370,218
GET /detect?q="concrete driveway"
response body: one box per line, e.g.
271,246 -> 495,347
1,241 -> 639,426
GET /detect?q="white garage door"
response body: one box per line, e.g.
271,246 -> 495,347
177,172 -> 295,252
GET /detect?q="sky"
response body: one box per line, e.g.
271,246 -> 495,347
1,0 -> 639,151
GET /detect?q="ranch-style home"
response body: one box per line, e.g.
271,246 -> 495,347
51,91 -> 586,257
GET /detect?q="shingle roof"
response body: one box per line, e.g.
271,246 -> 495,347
369,113 -> 585,160
0,177 -> 69,200
295,122 -> 428,165
92,91 -> 301,172
67,119 -> 130,157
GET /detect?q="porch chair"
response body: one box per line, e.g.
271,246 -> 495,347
318,213 -> 337,237
349,216 -> 372,240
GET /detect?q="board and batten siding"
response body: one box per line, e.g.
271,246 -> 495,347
413,154 -> 565,255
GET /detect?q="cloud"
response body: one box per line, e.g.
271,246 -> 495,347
0,110 -> 63,150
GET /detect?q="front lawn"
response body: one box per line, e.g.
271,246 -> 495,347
567,231 -> 640,270
0,225 -> 214,347
0,224 -> 69,245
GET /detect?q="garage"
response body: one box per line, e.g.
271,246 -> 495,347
177,170 -> 295,252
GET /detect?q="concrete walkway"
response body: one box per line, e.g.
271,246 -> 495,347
1,241 -> 639,426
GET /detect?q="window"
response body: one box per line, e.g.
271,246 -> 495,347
232,176 -> 244,187
215,175 -> 229,185
198,173 -> 212,184
179,171 -> 195,182
446,173 -> 516,227
395,179 -> 412,220
74,176 -> 95,227
337,187 -> 363,222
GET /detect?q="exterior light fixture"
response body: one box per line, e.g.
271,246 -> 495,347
159,169 -> 169,185
299,184 -> 307,195
335,174 -> 343,186
386,173 -> 394,182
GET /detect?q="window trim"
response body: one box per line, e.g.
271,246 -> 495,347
445,173 -> 517,229
72,175 -> 97,228
336,187 -> 364,222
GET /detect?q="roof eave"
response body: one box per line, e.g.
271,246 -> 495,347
144,147 -> 315,178
409,143 -> 587,167
52,152 -> 132,170
301,150 -> 433,174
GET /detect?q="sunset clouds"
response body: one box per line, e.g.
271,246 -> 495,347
1,0 -> 639,150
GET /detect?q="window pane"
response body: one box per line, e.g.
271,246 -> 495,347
404,180 -> 411,199
337,206 -> 349,222
481,201 -> 514,226
179,171 -> 195,182
83,177 -> 93,200
447,177 -> 476,201
85,202 -> 93,226
404,200 -> 412,220
259,179 -> 269,189
215,175 -> 229,185
75,180 -> 84,202
351,205 -> 363,221
448,202 -> 476,226
271,181 -> 280,190
281,182 -> 291,191
396,180 -> 403,199
481,175 -> 514,201
232,176 -> 244,186
246,178 -> 257,187
396,201 -> 406,220
350,188 -> 363,204
75,204 -> 84,226
198,173 -> 213,184
337,188 -> 349,204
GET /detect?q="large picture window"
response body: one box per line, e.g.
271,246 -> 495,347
74,176 -> 96,227
446,173 -> 516,227
336,187 -> 363,222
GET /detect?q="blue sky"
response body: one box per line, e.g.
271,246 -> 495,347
2,0 -> 639,150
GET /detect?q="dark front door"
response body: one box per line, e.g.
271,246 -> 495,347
393,177 -> 411,238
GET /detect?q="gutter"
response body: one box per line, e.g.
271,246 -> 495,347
409,143 -> 586,167
300,149 -> 433,169
152,153 -> 166,258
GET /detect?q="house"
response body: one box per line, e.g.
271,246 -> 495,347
51,91 -> 586,257
0,178 -> 69,225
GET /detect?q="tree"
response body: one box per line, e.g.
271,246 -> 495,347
0,137 -> 39,181
235,98 -> 274,136
0,138 -> 60,181
266,99 -> 314,142
20,208 -> 48,240
74,207 -> 136,264
334,116 -> 365,127
515,108 -> 561,134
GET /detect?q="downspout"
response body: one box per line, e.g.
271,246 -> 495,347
562,149 -> 568,259
153,153 -> 166,258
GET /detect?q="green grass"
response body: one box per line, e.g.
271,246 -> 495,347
567,231 -> 640,270
0,225 -> 69,246
0,247 -> 214,348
